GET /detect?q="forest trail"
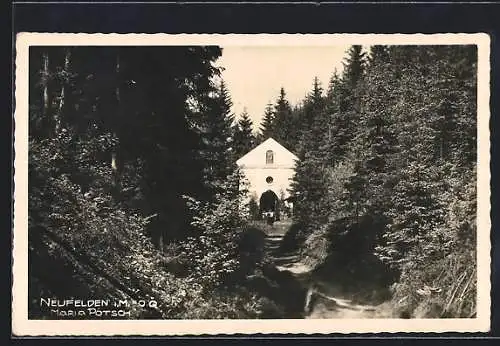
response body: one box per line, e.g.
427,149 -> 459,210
263,220 -> 312,275
262,220 -> 392,319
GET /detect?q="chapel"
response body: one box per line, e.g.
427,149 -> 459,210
236,137 -> 298,218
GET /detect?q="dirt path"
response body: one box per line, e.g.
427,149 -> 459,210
262,220 -> 392,319
263,220 -> 313,275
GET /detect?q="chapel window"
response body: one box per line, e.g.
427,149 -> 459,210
266,150 -> 274,164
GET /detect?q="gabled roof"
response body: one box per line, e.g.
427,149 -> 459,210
236,137 -> 299,167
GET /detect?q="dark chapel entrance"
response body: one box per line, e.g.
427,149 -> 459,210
259,190 -> 280,222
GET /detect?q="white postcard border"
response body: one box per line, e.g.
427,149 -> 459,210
12,33 -> 491,336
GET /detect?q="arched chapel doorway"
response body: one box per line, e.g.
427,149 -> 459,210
259,190 -> 280,221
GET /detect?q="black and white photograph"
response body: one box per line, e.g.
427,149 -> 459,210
12,34 -> 491,335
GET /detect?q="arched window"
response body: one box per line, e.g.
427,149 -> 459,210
266,150 -> 274,164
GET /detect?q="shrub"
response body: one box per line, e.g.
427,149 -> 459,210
28,133 -> 269,319
279,222 -> 306,253
180,171 -> 248,289
237,224 -> 267,276
248,195 -> 261,220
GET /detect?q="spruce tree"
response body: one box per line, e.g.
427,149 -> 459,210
298,77 -> 326,156
272,87 -> 295,151
325,46 -> 367,162
320,69 -> 343,166
326,68 -> 341,101
259,102 -> 276,141
367,45 -> 390,66
233,108 -> 256,158
289,77 -> 330,238
342,45 -> 366,92
199,79 -> 237,197
344,46 -> 399,222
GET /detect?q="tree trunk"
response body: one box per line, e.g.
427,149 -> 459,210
112,51 -> 121,190
42,51 -> 51,136
440,137 -> 444,161
55,48 -> 71,135
115,52 -> 121,104
158,232 -> 164,253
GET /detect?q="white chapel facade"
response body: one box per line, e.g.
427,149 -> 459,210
236,137 -> 299,211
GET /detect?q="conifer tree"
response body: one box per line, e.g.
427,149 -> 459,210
233,108 -> 256,158
289,152 -> 330,233
326,68 -> 341,101
289,77 -> 330,237
272,87 -> 295,151
325,46 -> 367,162
343,45 -> 399,221
320,69 -> 343,166
297,77 -> 326,157
342,45 -> 366,92
199,79 -> 237,197
367,45 -> 390,66
259,102 -> 276,141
